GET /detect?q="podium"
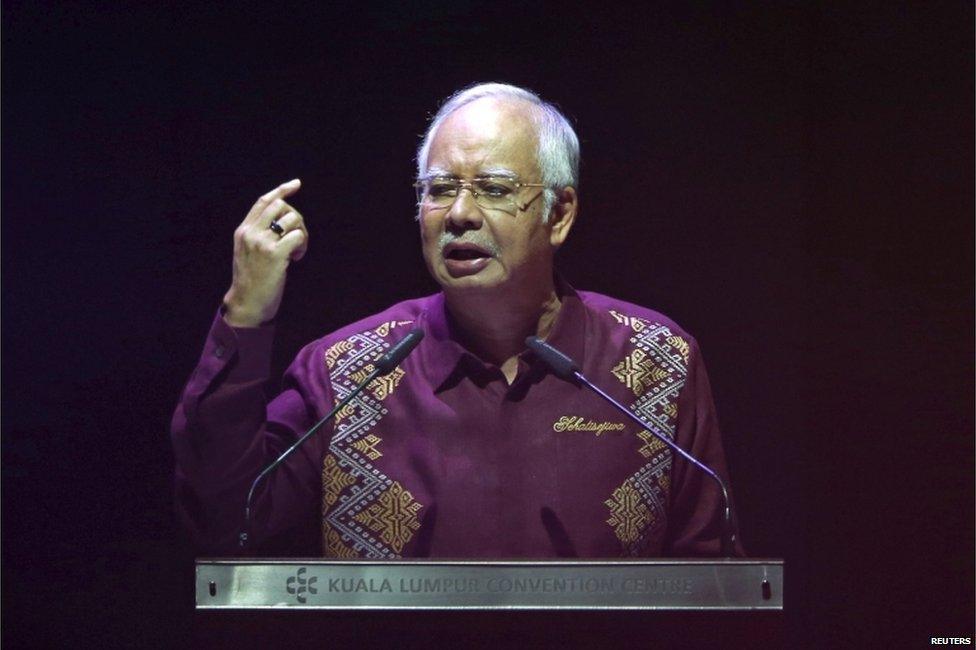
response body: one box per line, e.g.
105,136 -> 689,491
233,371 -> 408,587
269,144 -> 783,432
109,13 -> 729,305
196,559 -> 783,610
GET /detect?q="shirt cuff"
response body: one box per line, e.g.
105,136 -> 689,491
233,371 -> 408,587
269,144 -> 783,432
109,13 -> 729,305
206,309 -> 276,382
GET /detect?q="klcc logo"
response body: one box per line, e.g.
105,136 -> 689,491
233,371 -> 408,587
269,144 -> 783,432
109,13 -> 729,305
286,567 -> 318,604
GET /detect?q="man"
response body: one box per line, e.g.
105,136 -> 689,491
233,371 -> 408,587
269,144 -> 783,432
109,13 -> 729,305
172,83 -> 741,558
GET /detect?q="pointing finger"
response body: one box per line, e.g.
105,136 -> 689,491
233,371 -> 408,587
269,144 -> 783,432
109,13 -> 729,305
245,179 -> 302,224
258,198 -> 299,227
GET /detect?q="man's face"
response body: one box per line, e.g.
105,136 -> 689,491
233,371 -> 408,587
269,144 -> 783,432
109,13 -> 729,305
419,99 -> 555,297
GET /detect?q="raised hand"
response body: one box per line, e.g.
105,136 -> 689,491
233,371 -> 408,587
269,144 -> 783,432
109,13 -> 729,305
221,179 -> 309,327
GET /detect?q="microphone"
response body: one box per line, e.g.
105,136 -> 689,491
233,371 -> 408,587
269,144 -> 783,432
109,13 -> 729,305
238,328 -> 425,551
374,328 -> 424,375
526,336 -> 581,382
525,336 -> 740,557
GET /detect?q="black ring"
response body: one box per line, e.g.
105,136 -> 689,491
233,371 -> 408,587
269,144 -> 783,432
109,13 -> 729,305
269,220 -> 284,235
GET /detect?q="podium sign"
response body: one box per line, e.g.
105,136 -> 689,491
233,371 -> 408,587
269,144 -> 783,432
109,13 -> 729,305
196,559 -> 783,610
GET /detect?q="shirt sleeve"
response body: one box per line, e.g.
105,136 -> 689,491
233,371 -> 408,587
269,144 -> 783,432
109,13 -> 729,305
170,310 -> 334,555
662,338 -> 746,557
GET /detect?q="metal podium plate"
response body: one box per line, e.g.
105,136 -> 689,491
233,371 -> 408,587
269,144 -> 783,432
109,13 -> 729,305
196,559 -> 783,610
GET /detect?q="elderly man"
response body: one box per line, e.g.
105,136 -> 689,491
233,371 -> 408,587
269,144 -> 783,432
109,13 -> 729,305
172,83 -> 741,558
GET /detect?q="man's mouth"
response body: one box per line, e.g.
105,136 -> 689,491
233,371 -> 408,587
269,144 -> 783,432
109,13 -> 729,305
443,243 -> 493,261
441,242 -> 495,277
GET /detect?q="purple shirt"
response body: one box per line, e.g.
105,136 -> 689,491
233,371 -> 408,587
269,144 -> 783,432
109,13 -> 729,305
172,283 -> 741,557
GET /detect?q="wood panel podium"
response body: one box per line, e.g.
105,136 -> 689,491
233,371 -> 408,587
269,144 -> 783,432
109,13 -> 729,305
196,559 -> 783,610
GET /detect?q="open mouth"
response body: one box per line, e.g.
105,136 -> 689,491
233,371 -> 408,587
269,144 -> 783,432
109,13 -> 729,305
446,248 -> 491,261
443,243 -> 493,261
442,243 -> 494,277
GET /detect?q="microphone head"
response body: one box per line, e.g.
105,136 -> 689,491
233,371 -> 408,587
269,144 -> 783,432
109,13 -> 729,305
375,328 -> 425,375
525,336 -> 581,382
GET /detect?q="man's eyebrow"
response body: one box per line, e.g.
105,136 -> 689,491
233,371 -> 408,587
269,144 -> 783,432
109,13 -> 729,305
476,168 -> 518,179
424,167 -> 457,179
422,167 -> 519,180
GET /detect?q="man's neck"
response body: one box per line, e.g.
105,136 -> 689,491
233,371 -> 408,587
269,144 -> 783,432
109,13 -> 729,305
445,281 -> 563,374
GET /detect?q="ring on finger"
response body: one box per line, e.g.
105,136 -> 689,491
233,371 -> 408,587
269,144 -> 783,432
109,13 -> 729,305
269,220 -> 284,236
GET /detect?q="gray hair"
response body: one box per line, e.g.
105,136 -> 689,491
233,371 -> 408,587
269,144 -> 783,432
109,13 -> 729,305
416,82 -> 580,223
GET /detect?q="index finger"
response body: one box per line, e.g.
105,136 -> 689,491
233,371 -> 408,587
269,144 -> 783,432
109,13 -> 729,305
244,178 -> 302,224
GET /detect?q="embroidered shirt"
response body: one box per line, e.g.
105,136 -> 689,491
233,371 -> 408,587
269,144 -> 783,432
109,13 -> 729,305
172,284 -> 741,557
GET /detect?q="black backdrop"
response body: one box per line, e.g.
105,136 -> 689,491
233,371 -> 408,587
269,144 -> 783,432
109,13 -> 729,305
2,2 -> 972,647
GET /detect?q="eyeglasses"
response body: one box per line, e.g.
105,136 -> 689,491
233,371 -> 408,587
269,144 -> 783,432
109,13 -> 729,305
413,176 -> 546,216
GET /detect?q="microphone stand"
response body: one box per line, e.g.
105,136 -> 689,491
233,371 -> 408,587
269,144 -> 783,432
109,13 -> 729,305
239,329 -> 424,552
526,337 -> 739,557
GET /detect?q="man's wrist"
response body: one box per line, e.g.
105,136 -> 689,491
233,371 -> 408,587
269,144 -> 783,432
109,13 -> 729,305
220,302 -> 269,328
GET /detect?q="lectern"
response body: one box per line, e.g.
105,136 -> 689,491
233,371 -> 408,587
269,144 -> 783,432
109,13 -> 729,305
196,559 -> 783,610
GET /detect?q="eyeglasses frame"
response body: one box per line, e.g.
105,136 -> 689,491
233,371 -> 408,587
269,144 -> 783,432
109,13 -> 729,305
413,176 -> 548,216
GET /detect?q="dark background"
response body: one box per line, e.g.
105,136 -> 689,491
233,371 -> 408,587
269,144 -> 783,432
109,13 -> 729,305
2,2 -> 972,647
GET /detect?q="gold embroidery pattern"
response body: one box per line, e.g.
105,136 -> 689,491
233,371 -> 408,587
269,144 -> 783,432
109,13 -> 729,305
348,365 -> 374,385
611,349 -> 668,397
324,524 -> 359,558
325,340 -> 354,369
352,433 -> 383,460
603,311 -> 691,554
636,430 -> 667,458
605,464 -> 670,554
333,403 -> 355,424
370,367 -> 405,401
347,365 -> 406,402
663,402 -> 678,420
609,309 -> 648,332
374,320 -> 414,337
321,322 -> 421,559
605,480 -> 649,545
667,335 -> 690,365
352,481 -> 422,554
322,454 -> 357,508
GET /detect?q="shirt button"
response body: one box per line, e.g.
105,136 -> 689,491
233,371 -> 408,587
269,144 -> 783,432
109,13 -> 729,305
214,345 -> 226,358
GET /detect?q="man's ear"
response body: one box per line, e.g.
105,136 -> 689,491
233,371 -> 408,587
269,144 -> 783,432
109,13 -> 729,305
548,186 -> 578,248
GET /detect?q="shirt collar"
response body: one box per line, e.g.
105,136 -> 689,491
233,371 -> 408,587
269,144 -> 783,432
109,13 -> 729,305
419,275 -> 588,391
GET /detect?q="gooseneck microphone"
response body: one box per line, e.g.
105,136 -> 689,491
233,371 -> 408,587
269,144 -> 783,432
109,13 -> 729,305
525,336 -> 740,557
239,328 -> 425,551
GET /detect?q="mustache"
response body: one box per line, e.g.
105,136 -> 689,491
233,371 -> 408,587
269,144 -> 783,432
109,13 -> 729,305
437,232 -> 500,257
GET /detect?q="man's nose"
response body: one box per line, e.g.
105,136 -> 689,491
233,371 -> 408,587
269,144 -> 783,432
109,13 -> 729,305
446,187 -> 484,230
